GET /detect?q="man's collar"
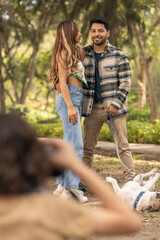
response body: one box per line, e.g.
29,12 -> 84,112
104,41 -> 114,52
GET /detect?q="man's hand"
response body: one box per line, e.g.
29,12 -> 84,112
106,105 -> 118,116
56,83 -> 61,93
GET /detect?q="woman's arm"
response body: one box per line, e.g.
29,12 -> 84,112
58,51 -> 78,125
45,139 -> 141,236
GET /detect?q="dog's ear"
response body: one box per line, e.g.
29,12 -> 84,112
156,193 -> 160,199
149,194 -> 160,212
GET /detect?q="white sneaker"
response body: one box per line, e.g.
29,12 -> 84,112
60,189 -> 72,200
53,184 -> 64,196
70,188 -> 88,203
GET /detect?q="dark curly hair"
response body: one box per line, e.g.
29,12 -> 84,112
0,113 -> 52,195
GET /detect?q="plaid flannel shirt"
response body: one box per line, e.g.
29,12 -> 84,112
82,42 -> 131,119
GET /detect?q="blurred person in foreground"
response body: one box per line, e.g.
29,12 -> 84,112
0,113 -> 141,240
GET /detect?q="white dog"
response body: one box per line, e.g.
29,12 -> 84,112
106,168 -> 160,212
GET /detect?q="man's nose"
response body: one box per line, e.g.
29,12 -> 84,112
95,31 -> 100,36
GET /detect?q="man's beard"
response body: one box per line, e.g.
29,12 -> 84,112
93,37 -> 107,46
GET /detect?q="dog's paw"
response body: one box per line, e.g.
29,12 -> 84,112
151,168 -> 158,175
106,177 -> 117,184
155,173 -> 160,179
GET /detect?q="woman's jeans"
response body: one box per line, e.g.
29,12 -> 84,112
55,85 -> 83,189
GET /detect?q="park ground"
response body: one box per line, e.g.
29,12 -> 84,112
48,146 -> 160,240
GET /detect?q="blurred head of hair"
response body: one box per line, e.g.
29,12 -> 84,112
0,113 -> 58,195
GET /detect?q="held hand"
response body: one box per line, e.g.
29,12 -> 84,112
77,45 -> 85,61
106,105 -> 118,116
56,83 -> 61,93
68,106 -> 78,124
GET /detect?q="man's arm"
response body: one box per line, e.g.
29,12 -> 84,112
111,54 -> 131,109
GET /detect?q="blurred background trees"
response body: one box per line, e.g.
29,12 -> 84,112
0,0 -> 160,142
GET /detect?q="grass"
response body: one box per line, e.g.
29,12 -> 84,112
92,153 -> 160,191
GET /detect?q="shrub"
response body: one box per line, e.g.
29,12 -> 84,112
127,120 -> 160,144
9,104 -> 159,144
34,122 -> 63,138
8,104 -> 59,124
127,106 -> 151,122
33,119 -> 160,144
98,124 -> 113,141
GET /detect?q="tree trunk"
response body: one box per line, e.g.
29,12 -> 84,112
0,73 -> 6,113
138,56 -> 146,107
0,43 -> 6,113
132,23 -> 159,119
145,59 -> 158,119
20,48 -> 38,104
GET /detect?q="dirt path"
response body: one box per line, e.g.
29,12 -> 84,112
86,196 -> 160,240
49,150 -> 160,240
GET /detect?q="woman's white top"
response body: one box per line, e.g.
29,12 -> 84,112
70,61 -> 88,88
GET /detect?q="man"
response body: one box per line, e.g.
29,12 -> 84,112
82,17 -> 135,182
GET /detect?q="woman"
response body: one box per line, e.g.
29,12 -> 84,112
49,21 -> 88,202
0,113 -> 141,240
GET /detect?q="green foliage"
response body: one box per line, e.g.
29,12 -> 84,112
127,90 -> 153,122
127,120 -> 160,144
127,106 -> 151,122
8,90 -> 160,144
8,104 -> 59,124
127,90 -> 138,105
98,124 -> 113,142
8,104 -> 29,117
34,119 -> 160,144
34,122 -> 63,138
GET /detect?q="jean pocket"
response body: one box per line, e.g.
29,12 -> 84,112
71,94 -> 83,108
69,89 -> 82,96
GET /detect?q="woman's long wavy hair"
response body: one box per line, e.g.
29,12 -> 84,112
49,21 -> 79,85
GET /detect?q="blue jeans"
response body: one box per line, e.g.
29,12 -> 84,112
55,85 -> 83,189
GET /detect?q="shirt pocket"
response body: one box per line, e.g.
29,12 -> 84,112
103,66 -> 118,78
103,66 -> 118,72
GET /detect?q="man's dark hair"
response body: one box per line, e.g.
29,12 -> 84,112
90,17 -> 110,31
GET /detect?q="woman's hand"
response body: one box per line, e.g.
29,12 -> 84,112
68,106 -> 78,124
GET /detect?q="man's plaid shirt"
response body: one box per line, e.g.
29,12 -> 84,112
82,42 -> 131,120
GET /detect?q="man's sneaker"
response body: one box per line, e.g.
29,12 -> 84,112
70,188 -> 88,203
53,184 -> 64,196
79,182 -> 87,193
